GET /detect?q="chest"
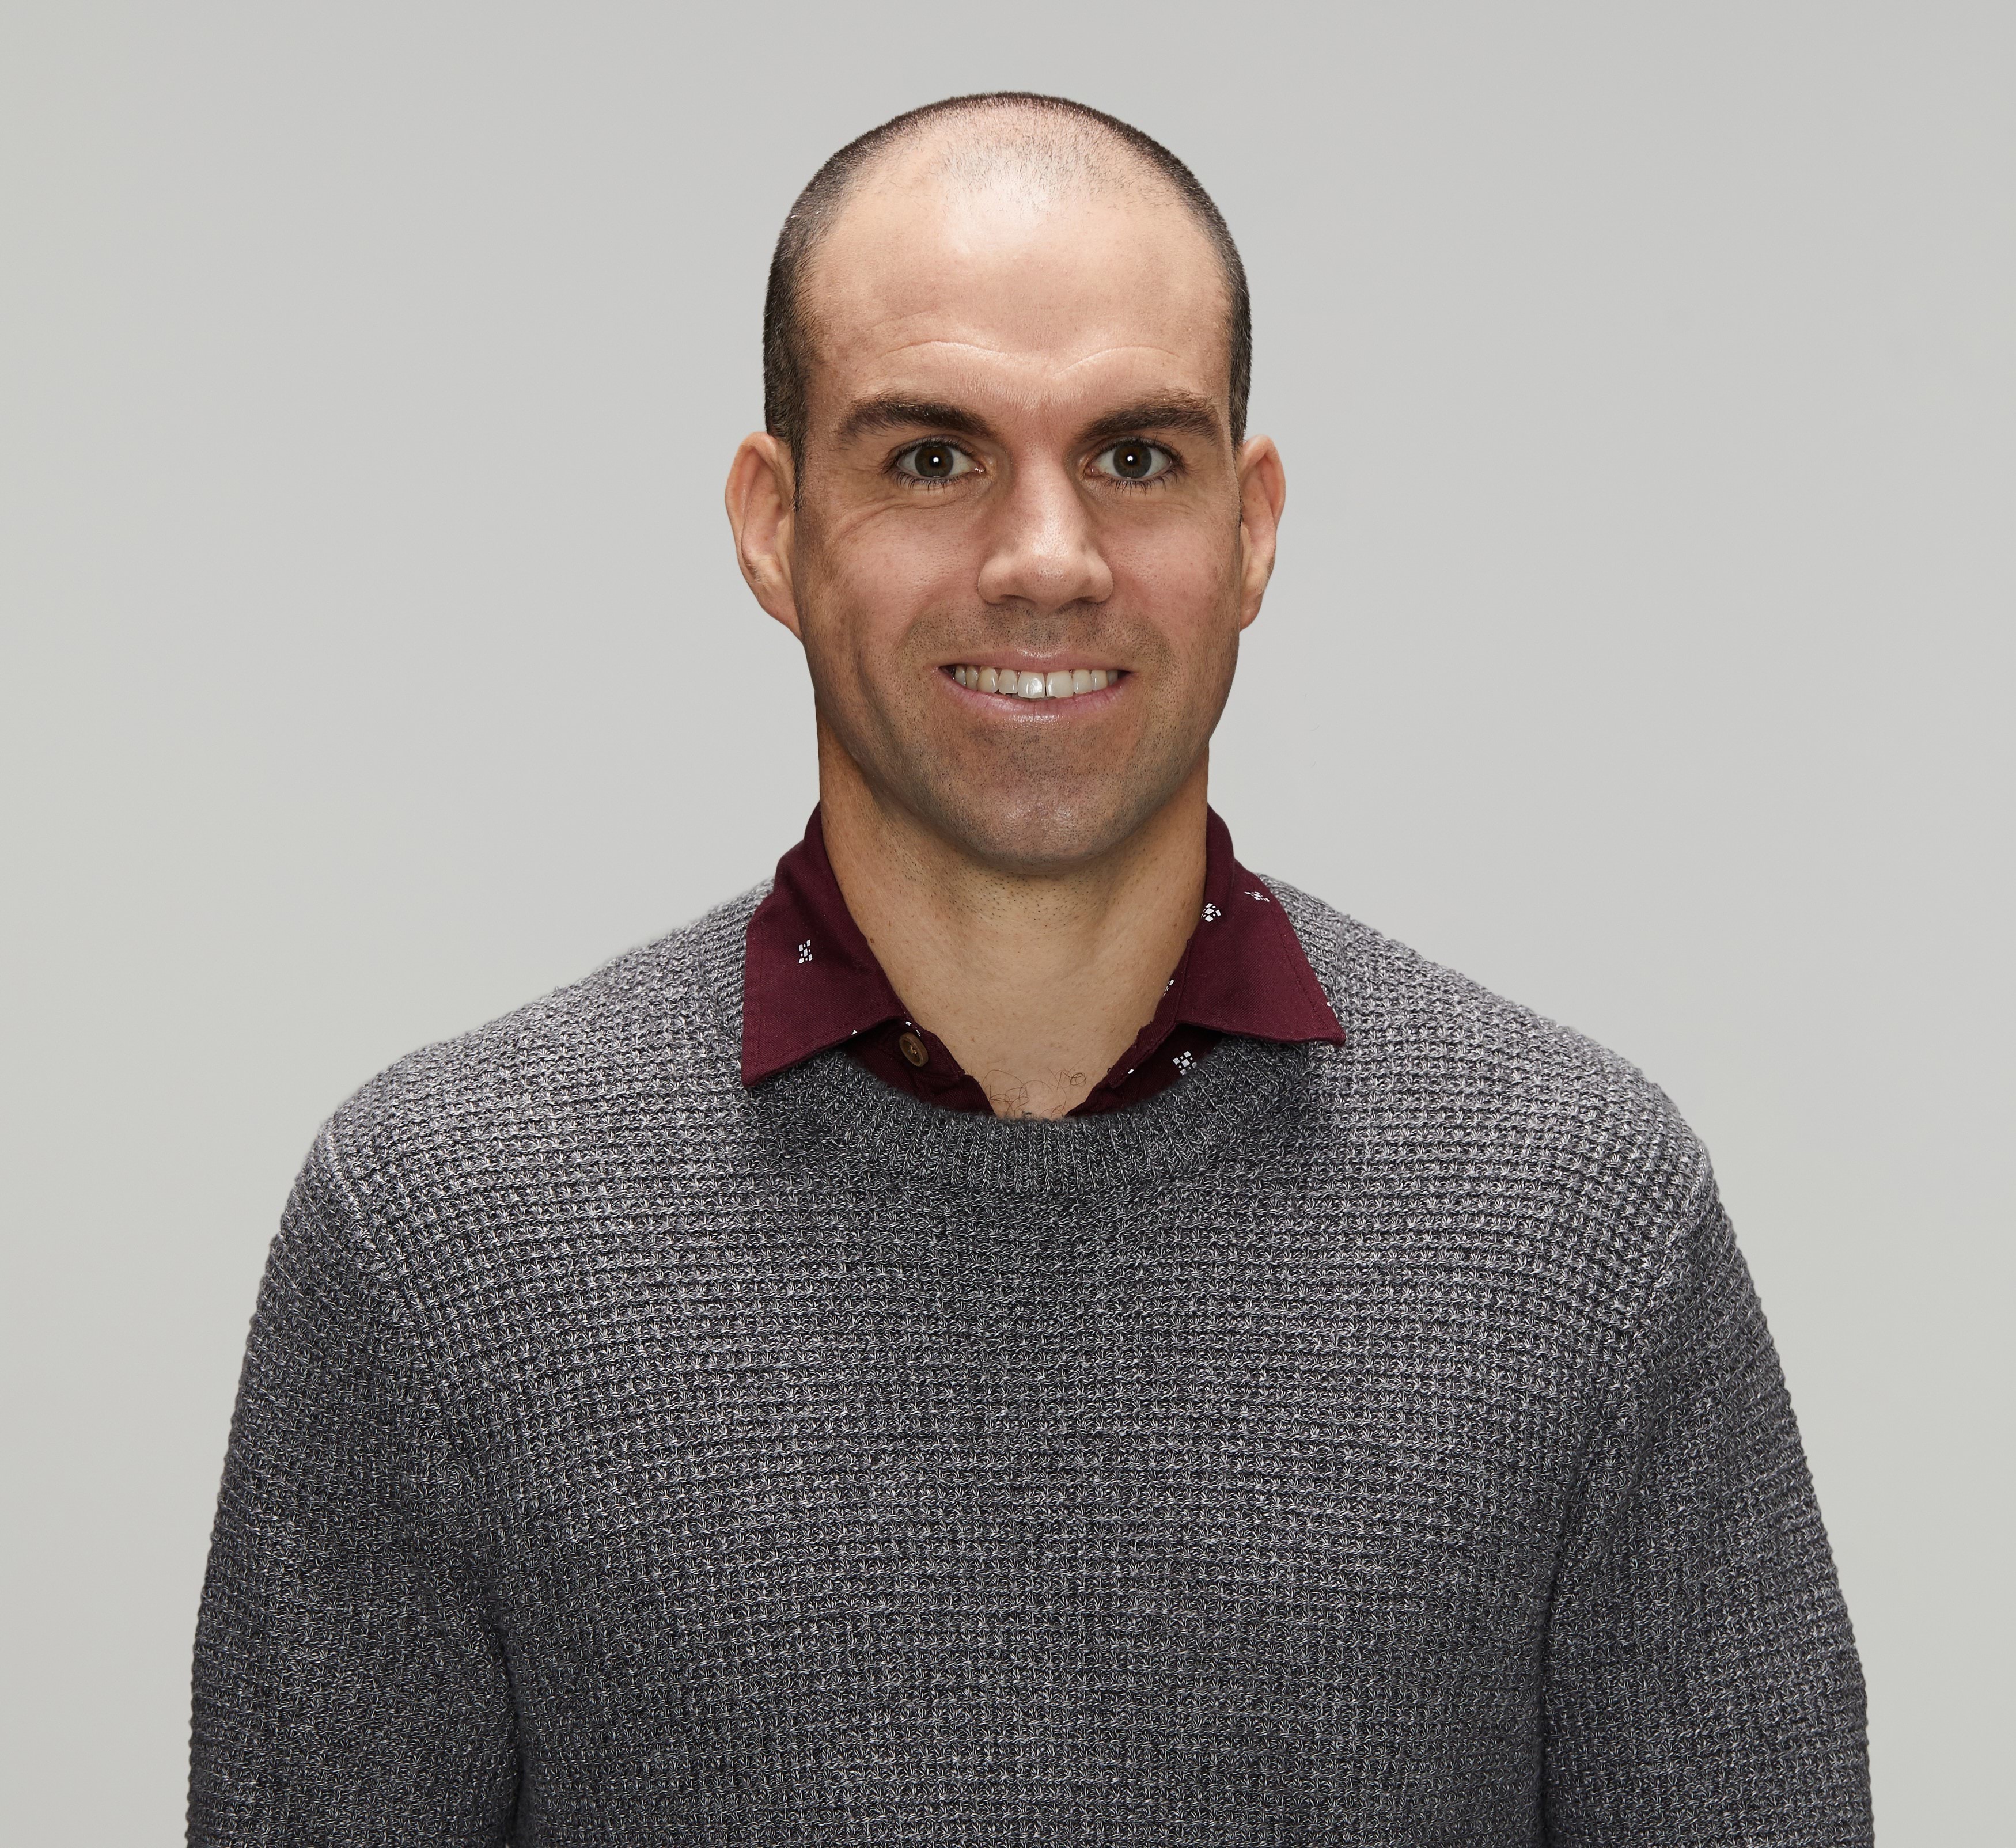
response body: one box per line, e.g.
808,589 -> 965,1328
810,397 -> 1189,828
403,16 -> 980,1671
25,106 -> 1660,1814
453,1174 -> 1603,1670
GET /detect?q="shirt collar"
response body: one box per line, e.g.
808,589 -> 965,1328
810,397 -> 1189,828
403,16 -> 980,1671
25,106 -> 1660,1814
741,806 -> 1342,1090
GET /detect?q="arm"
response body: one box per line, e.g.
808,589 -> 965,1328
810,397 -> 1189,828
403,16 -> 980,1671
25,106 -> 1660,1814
190,1132 -> 517,1846
1543,1179 -> 1872,1845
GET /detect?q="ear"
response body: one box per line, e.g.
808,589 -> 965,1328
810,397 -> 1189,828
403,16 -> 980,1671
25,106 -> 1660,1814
724,433 -> 802,638
1233,435 -> 1287,632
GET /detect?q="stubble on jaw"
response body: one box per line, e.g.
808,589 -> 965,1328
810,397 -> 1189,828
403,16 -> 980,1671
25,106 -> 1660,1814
803,598 -> 1241,878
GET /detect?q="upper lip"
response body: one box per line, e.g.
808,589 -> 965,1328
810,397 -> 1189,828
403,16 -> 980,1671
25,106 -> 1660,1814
941,658 -> 1122,673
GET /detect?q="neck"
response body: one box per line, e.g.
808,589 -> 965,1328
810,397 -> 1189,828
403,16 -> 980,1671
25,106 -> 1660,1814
817,749 -> 1210,1120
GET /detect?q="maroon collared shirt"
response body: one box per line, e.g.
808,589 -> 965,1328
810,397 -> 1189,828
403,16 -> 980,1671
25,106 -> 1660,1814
742,807 -> 1343,1115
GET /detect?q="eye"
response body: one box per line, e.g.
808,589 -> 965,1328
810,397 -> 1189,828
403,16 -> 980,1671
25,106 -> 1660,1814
894,440 -> 976,483
1093,438 -> 1174,484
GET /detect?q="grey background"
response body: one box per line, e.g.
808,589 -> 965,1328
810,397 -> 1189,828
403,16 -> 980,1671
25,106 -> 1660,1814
3,3 -> 2009,1839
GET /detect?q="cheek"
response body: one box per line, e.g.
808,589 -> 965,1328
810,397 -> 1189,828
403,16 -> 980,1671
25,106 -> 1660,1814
808,507 -> 977,655
1102,517 -> 1242,630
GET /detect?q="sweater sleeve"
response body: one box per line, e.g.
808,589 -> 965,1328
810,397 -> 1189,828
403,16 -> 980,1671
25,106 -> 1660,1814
189,1132 -> 518,1846
1541,1177 -> 1872,1845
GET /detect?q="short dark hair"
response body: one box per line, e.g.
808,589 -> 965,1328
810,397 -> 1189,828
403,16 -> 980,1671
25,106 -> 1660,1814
762,93 -> 1252,470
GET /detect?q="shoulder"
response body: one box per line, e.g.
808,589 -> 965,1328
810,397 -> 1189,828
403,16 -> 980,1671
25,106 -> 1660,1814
300,883 -> 767,1268
1267,876 -> 1714,1252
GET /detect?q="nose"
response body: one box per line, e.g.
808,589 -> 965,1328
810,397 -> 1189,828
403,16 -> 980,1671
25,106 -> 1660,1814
973,462 -> 1115,612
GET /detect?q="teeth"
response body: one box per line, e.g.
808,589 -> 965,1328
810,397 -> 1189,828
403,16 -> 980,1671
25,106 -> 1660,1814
948,665 -> 1122,700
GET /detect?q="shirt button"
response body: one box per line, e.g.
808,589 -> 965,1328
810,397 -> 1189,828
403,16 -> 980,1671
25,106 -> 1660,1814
897,1031 -> 929,1068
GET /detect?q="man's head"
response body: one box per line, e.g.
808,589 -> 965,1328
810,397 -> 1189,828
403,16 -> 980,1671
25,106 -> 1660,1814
726,94 -> 1286,876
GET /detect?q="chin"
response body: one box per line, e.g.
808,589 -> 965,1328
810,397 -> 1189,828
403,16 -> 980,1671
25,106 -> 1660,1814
911,774 -> 1173,874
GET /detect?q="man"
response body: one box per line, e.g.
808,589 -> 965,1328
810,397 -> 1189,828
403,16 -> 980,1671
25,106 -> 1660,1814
191,93 -> 1872,1844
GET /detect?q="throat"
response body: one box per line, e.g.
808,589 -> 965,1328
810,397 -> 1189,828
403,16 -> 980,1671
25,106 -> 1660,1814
817,766 -> 1212,1120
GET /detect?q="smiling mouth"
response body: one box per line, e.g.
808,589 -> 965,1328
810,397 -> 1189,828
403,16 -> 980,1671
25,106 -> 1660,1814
945,665 -> 1125,701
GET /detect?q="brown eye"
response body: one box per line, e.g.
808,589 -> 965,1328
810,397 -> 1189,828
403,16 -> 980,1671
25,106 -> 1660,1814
1095,439 -> 1173,483
897,441 -> 972,481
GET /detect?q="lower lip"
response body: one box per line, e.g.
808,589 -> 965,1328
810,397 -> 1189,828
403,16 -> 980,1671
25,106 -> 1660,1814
941,669 -> 1126,710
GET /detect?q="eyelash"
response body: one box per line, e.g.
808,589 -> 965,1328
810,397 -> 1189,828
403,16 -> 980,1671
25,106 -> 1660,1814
888,441 -> 974,491
1098,441 -> 1182,491
886,439 -> 1184,491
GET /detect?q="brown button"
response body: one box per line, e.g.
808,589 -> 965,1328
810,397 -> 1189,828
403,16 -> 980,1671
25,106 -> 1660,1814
897,1031 -> 929,1068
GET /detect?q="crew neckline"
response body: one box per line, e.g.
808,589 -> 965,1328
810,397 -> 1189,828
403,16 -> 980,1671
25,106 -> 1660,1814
749,1027 -> 1331,1194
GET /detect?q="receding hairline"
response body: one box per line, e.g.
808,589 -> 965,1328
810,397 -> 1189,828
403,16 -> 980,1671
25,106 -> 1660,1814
833,103 -> 1192,214
795,108 -> 1226,332
764,93 -> 1252,464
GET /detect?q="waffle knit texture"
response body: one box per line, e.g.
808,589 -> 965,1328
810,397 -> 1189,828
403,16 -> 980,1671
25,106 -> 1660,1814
190,881 -> 1872,1846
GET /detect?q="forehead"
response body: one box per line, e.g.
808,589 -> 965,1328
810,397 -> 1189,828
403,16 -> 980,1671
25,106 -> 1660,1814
802,149 -> 1230,427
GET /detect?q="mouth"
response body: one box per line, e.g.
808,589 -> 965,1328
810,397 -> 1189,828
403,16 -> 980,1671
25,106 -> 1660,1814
943,663 -> 1127,701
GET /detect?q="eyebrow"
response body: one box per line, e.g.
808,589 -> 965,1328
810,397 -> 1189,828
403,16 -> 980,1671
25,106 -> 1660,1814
833,390 -> 1229,451
1077,394 -> 1227,446
836,397 -> 996,446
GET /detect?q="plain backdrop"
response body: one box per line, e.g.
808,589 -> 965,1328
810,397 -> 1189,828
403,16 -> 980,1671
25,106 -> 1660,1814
3,3 -> 2010,1839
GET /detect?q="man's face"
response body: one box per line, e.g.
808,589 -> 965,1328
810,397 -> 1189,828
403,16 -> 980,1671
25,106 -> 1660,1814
764,158 -> 1279,873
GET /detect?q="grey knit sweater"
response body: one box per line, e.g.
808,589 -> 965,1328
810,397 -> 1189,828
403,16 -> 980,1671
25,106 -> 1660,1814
190,881 -> 1871,1845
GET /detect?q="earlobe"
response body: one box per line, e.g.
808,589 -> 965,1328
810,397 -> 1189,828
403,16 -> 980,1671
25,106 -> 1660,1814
724,434 -> 804,639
